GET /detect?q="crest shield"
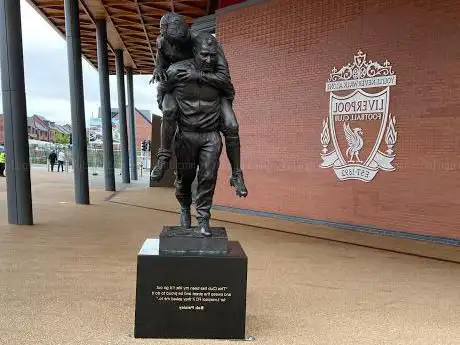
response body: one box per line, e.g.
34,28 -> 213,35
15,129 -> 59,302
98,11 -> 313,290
329,88 -> 389,166
320,50 -> 397,182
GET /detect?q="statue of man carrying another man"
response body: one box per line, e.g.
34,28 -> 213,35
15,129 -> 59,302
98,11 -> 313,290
150,12 -> 248,236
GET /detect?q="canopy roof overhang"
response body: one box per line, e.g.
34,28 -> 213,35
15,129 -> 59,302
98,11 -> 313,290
26,0 -> 220,75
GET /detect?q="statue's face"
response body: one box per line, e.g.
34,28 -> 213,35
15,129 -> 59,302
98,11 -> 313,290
160,14 -> 189,43
195,44 -> 217,72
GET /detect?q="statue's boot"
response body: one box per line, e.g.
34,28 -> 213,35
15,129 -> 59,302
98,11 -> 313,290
230,169 -> 248,198
180,207 -> 191,229
198,219 -> 212,237
150,157 -> 169,182
225,136 -> 248,198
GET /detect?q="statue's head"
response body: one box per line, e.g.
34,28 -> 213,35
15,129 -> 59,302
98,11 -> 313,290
160,12 -> 190,43
193,33 -> 218,72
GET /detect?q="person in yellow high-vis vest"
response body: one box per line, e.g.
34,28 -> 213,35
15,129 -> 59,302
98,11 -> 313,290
0,149 -> 6,177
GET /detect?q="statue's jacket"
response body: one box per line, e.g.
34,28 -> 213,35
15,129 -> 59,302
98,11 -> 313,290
159,59 -> 234,133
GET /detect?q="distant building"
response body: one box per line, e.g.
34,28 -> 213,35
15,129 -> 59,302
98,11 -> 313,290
98,106 -> 152,149
50,123 -> 71,144
63,124 -> 72,133
27,115 -> 55,142
0,113 -> 71,145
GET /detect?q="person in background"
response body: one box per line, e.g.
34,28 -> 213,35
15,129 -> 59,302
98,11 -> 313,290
48,150 -> 57,172
0,147 -> 6,177
57,150 -> 65,172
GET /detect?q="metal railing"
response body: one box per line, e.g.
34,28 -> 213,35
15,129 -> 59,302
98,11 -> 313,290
30,146 -> 151,175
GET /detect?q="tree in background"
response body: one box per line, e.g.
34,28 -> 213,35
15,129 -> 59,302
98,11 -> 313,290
54,130 -> 70,145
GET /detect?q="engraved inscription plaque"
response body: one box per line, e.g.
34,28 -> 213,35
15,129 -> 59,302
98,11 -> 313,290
134,239 -> 247,339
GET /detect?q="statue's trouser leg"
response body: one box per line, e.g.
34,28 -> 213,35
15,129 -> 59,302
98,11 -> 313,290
194,131 -> 222,226
151,94 -> 177,181
220,97 -> 248,197
174,130 -> 198,212
220,98 -> 240,173
157,88 -> 165,111
158,94 -> 178,159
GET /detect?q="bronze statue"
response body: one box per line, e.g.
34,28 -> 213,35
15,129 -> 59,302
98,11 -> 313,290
150,13 -> 248,236
150,12 -> 247,199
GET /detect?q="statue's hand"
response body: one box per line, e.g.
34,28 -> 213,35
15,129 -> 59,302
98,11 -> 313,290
152,68 -> 168,83
176,69 -> 200,82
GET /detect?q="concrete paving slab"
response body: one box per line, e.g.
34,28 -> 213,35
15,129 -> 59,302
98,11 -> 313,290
0,168 -> 459,345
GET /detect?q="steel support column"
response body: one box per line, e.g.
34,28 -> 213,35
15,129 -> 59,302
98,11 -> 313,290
115,49 -> 130,183
64,0 -> 89,204
0,0 -> 33,224
126,67 -> 137,180
96,19 -> 115,191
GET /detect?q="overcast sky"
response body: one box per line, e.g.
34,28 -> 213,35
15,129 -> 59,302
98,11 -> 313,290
0,0 -> 161,125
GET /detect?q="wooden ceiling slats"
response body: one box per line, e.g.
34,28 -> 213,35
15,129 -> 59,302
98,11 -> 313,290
28,0 -> 211,74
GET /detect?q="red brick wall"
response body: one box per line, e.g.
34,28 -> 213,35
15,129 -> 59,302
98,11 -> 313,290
134,112 -> 151,148
116,110 -> 152,149
214,0 -> 460,239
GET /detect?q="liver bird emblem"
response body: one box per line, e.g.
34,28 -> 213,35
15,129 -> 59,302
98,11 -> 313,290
344,122 -> 364,163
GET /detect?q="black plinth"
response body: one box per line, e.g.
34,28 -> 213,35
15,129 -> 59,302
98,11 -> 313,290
134,239 -> 247,339
159,226 -> 228,255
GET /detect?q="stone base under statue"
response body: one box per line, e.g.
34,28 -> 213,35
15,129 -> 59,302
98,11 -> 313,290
159,226 -> 228,255
134,238 -> 247,339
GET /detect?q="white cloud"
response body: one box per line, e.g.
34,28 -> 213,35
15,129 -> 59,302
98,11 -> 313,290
0,0 -> 161,125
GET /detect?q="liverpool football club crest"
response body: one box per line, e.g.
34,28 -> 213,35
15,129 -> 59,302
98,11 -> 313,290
320,50 -> 398,182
